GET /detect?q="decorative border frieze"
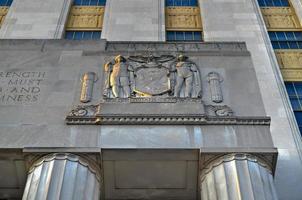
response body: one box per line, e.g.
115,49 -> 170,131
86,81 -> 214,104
65,104 -> 270,125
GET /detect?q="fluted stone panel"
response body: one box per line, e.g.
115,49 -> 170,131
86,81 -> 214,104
22,153 -> 100,200
200,154 -> 278,200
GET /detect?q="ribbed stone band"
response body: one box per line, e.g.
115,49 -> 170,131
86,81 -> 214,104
22,153 -> 101,200
200,153 -> 278,200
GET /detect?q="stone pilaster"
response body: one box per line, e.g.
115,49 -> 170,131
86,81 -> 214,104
200,154 -> 278,200
22,153 -> 101,200
101,0 -> 165,41
0,0 -> 73,39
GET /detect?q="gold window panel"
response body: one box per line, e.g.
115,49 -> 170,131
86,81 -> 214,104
165,7 -> 202,31
66,6 -> 105,31
261,7 -> 302,31
0,6 -> 9,27
275,50 -> 302,81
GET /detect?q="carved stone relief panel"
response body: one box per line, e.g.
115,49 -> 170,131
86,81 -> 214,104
165,7 -> 202,31
66,6 -> 104,30
207,72 -> 223,103
261,7 -> 301,30
275,50 -> 302,81
103,54 -> 202,98
0,7 -> 8,27
65,54 -> 244,125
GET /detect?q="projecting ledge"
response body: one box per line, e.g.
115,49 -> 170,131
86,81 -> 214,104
0,39 -> 249,55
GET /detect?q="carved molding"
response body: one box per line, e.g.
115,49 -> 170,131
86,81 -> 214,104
0,6 -> 9,27
66,6 -> 104,31
165,7 -> 202,31
275,50 -> 302,81
65,103 -> 270,125
261,7 -> 302,30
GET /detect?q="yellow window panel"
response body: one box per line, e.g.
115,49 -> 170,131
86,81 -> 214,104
66,6 -> 105,31
0,6 -> 9,27
166,6 -> 202,31
261,7 -> 302,31
275,50 -> 302,81
281,69 -> 302,81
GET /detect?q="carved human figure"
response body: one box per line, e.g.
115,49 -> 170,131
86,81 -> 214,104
104,55 -> 133,98
173,55 -> 201,98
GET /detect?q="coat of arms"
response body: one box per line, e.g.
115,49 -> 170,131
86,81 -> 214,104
103,54 -> 202,98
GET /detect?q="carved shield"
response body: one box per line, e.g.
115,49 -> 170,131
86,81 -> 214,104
134,67 -> 170,96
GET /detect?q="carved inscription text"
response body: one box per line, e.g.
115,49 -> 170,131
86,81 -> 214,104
0,71 -> 46,104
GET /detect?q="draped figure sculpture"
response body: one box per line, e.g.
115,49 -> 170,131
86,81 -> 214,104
172,55 -> 202,98
104,55 -> 134,98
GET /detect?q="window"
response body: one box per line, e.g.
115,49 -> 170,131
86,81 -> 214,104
257,0 -> 289,7
65,0 -> 106,40
166,31 -> 202,41
65,31 -> 101,40
166,0 -> 198,7
0,0 -> 13,6
73,0 -> 106,6
165,0 -> 202,41
268,31 -> 302,49
285,82 -> 302,135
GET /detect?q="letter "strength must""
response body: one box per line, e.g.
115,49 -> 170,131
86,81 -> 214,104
0,71 -> 46,78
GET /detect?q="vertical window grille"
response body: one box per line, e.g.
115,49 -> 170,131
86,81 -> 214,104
285,82 -> 302,135
258,0 -> 289,7
0,0 -> 13,6
268,31 -> 302,49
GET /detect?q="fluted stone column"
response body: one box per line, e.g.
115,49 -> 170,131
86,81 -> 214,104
22,153 -> 101,200
200,154 -> 278,200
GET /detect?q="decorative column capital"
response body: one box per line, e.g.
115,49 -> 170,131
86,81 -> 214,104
28,153 -> 101,181
200,153 -> 278,200
23,153 -> 101,200
201,153 -> 273,181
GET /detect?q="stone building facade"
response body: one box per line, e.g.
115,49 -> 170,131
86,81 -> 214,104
0,0 -> 301,200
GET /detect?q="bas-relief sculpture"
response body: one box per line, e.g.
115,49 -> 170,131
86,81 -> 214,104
104,55 -> 132,98
103,54 -> 201,98
207,72 -> 223,103
80,72 -> 97,103
66,54 -> 246,125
